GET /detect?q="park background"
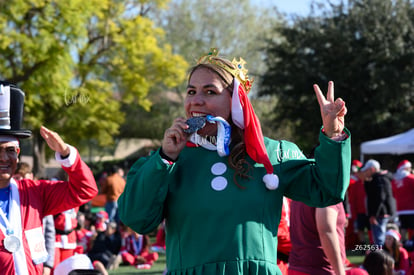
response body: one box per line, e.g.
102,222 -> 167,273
0,0 -> 412,272
2,0 -> 413,177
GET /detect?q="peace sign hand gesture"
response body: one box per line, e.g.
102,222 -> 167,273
313,81 -> 347,138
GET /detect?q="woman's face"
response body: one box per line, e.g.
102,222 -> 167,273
184,67 -> 232,136
384,235 -> 394,250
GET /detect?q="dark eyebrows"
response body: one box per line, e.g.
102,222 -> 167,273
0,146 -> 18,153
186,84 -> 219,89
0,145 -> 17,149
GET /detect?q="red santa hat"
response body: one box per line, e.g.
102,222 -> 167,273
96,210 -> 108,220
386,229 -> 401,242
232,79 -> 279,190
197,48 -> 279,190
351,159 -> 363,173
397,159 -> 411,172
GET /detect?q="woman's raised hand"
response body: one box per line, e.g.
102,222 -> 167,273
161,117 -> 189,160
313,81 -> 347,138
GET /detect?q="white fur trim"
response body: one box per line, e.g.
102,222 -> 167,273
55,144 -> 77,167
263,173 -> 279,190
398,161 -> 412,170
231,79 -> 244,129
394,170 -> 410,181
386,230 -> 401,242
397,163 -> 411,174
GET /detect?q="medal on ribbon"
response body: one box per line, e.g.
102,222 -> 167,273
4,234 -> 20,253
0,198 -> 22,254
184,116 -> 207,134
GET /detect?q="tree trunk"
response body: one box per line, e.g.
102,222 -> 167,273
32,131 -> 46,179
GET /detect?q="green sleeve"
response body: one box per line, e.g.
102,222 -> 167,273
118,148 -> 171,234
280,128 -> 351,207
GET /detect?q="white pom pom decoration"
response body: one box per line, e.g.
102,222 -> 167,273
263,173 -> 279,190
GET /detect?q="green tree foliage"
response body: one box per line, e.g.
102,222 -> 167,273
150,0 -> 277,78
0,0 -> 187,175
119,89 -> 185,140
144,0 -> 284,139
261,0 -> 414,155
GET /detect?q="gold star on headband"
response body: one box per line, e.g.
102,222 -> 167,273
197,48 -> 254,93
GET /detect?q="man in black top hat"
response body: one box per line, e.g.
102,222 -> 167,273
0,81 -> 98,275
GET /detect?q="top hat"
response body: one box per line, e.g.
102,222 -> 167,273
0,81 -> 31,138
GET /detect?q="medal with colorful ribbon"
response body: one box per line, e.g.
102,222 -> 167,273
0,209 -> 21,253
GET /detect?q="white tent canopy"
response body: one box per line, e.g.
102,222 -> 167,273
360,128 -> 414,161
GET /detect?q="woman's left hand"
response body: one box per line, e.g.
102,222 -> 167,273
313,81 -> 347,138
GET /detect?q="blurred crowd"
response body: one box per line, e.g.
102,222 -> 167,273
344,158 -> 414,275
17,157 -> 414,275
278,158 -> 414,275
14,163 -> 164,275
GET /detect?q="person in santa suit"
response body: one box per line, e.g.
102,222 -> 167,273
277,197 -> 291,275
0,81 -> 98,275
52,168 -> 81,268
118,48 -> 351,275
347,159 -> 373,246
53,207 -> 79,268
392,159 -> 414,243
345,160 -> 362,249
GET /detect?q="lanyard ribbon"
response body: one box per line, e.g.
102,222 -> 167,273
0,194 -> 12,235
189,116 -> 232,157
2,180 -> 30,275
206,115 -> 231,157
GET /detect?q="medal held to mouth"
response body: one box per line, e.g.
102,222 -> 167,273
186,115 -> 232,157
4,234 -> 21,253
184,117 -> 207,134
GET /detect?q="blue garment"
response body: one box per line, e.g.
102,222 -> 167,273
371,216 -> 389,246
0,186 -> 10,219
105,201 -> 119,223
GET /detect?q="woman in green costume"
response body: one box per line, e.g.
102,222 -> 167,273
118,48 -> 351,275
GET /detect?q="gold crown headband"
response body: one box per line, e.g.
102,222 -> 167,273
196,48 -> 254,93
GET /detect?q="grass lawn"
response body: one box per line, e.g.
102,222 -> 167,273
108,250 -> 365,274
108,253 -> 166,275
346,249 -> 366,267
